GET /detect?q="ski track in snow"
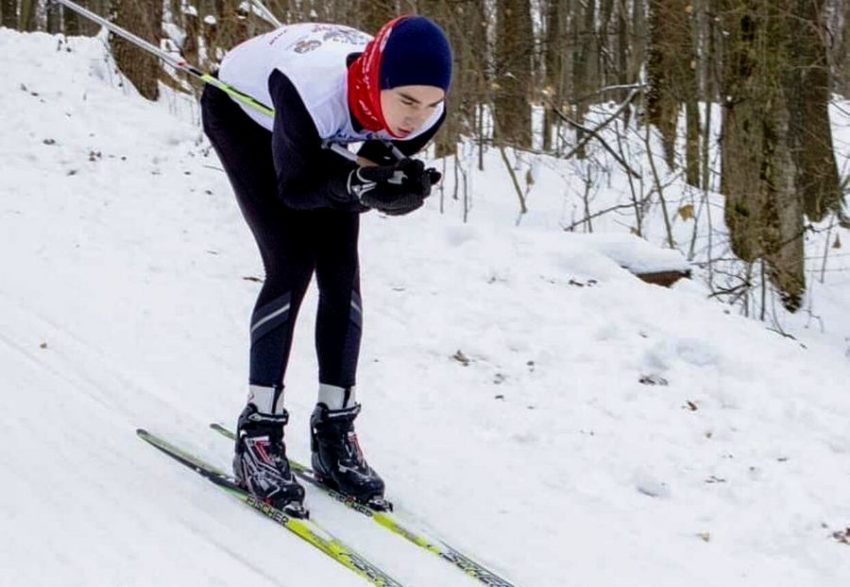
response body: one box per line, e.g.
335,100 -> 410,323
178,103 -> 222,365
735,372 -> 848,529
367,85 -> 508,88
2,29 -> 850,586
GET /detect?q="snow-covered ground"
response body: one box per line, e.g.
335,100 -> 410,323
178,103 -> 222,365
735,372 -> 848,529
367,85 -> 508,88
2,28 -> 850,587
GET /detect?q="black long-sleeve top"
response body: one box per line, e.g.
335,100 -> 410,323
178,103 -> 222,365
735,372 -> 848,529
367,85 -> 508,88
268,69 -> 445,211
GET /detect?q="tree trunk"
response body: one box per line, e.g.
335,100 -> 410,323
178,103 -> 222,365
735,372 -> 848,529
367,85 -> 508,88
217,0 -> 250,50
63,1 -> 101,37
616,0 -> 630,104
1,0 -> 17,29
419,0 -> 463,159
841,0 -> 850,97
111,0 -> 162,101
47,0 -> 60,33
788,0 -> 840,221
183,0 -> 200,67
598,0 -> 615,87
631,0 -> 647,97
720,0 -> 804,311
684,0 -> 701,189
64,1 -> 81,35
700,0 -> 717,191
200,0 -> 218,68
19,0 -> 37,31
647,0 -> 698,179
543,0 -> 566,152
459,0 -> 491,158
685,92 -> 700,187
82,0 -> 105,35
572,0 -> 597,158
494,0 -> 533,148
647,0 -> 679,168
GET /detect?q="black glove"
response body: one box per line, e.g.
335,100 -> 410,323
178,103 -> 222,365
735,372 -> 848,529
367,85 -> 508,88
360,187 -> 426,216
390,159 -> 442,198
347,158 -> 442,200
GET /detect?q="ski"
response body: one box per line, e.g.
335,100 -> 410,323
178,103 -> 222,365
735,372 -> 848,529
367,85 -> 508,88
136,428 -> 404,587
211,423 -> 518,587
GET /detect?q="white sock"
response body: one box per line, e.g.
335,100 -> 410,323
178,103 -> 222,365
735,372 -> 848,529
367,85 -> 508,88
318,384 -> 356,411
247,385 -> 285,415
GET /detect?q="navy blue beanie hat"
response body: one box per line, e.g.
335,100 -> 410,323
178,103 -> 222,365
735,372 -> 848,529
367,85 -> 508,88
378,16 -> 453,92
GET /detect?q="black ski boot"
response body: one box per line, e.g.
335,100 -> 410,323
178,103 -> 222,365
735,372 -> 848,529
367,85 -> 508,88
310,403 -> 390,510
233,403 -> 308,517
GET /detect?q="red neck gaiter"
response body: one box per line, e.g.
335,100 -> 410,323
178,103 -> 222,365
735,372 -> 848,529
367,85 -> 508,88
347,16 -> 407,138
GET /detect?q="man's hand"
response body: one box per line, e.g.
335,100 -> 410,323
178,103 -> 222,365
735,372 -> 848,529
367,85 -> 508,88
360,188 -> 426,216
347,158 -> 441,199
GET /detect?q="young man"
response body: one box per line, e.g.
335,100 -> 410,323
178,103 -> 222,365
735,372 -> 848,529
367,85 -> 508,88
201,16 -> 452,516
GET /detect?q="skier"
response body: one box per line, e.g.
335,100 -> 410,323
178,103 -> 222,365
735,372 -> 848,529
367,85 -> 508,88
200,15 -> 452,516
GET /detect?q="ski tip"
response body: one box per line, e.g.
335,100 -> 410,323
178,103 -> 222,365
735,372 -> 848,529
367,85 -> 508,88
136,428 -> 149,436
210,423 -> 237,440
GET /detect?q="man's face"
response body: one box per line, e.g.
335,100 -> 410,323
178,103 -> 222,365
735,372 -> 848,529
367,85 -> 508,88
380,85 -> 445,138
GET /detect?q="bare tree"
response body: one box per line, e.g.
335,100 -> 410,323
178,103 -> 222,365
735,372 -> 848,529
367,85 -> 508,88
64,0 -> 81,35
7,0 -> 844,319
834,0 -> 850,97
719,0 -> 804,311
1,0 -> 17,29
418,0 -> 469,158
646,0 -> 700,184
494,0 -> 533,148
216,0 -> 251,49
572,0 -> 597,158
543,0 -> 567,151
111,0 -> 163,101
19,0 -> 37,30
47,0 -> 60,33
788,0 -> 840,222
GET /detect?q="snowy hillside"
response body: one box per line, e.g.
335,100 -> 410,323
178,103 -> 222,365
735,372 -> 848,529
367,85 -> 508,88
2,29 -> 850,587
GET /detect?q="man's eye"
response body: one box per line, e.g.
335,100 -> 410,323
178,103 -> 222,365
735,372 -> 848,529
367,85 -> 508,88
401,100 -> 415,106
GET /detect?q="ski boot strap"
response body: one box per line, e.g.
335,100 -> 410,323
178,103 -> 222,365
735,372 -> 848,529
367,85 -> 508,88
246,406 -> 290,426
319,403 -> 361,422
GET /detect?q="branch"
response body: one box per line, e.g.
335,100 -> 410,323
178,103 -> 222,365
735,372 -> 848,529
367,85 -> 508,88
561,202 -> 640,231
573,83 -> 647,105
561,88 -> 641,162
550,95 -> 642,179
497,143 -> 528,215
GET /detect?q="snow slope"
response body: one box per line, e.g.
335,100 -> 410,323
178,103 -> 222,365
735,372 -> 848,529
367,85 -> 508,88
1,29 -> 850,586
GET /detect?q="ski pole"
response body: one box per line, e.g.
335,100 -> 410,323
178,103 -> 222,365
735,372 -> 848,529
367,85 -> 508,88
248,0 -> 283,28
50,0 -> 274,118
51,0 -> 401,166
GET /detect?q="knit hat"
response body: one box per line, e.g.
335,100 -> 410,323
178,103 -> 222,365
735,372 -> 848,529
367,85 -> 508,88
378,17 -> 452,92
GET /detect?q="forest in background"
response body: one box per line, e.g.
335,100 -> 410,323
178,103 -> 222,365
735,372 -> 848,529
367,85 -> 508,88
3,0 -> 850,319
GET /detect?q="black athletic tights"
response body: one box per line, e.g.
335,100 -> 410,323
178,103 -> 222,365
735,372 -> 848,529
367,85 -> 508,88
201,84 -> 362,390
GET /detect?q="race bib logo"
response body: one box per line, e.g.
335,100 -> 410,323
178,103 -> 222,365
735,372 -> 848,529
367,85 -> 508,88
293,39 -> 321,53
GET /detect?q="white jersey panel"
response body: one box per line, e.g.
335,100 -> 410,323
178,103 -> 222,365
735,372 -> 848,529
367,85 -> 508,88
217,23 -> 443,145
219,23 -> 369,133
